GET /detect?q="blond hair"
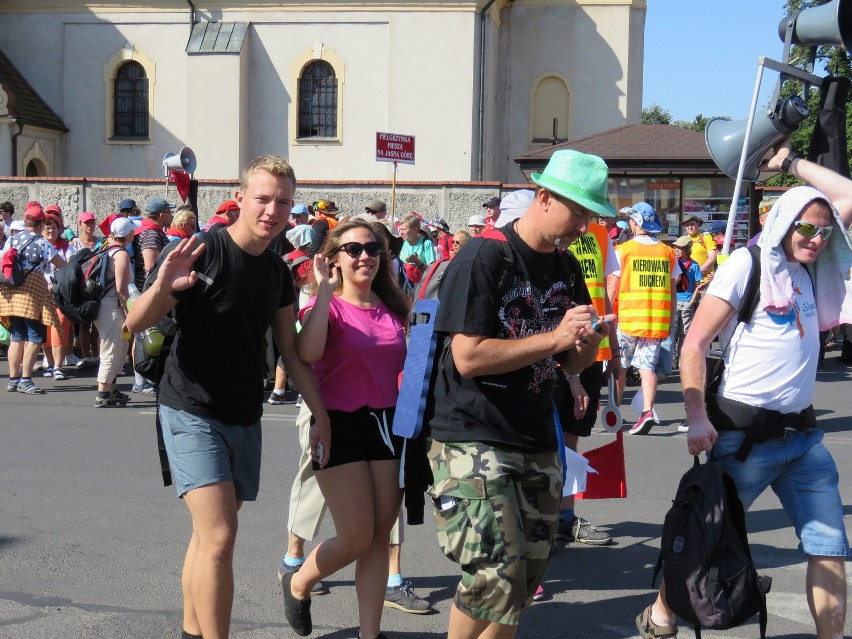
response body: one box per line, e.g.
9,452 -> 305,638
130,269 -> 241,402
240,155 -> 297,191
171,207 -> 197,230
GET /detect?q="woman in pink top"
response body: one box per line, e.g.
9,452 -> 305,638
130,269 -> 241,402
284,220 -> 409,639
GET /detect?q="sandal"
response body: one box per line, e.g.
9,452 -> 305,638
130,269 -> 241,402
17,381 -> 45,395
635,605 -> 678,639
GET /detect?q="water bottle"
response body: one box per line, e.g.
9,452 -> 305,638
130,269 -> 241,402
126,283 -> 165,356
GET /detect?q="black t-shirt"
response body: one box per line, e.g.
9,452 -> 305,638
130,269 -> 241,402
158,231 -> 295,425
428,223 -> 589,452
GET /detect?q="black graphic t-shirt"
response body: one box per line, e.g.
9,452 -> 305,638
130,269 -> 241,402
429,224 -> 589,452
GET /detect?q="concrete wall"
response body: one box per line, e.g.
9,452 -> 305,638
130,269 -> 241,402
0,177 -> 519,237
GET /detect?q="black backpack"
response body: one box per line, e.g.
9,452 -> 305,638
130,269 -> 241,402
51,245 -> 113,323
652,457 -> 771,638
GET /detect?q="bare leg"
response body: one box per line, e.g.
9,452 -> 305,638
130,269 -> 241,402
181,482 -> 241,639
287,532 -> 306,559
355,460 -> 402,638
807,555 -> 846,639
22,342 -> 43,378
649,582 -> 677,627
447,603 -> 517,639
638,368 -> 658,413
8,340 -> 24,378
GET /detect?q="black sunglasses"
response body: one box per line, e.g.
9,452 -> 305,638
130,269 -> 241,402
334,241 -> 383,259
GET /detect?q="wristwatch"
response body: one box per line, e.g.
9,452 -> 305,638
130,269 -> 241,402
781,152 -> 800,173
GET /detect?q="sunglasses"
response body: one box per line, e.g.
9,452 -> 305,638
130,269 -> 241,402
794,221 -> 833,241
334,241 -> 383,258
452,240 -> 461,246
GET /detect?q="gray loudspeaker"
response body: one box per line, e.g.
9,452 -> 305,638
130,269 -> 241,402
778,0 -> 852,49
705,96 -> 809,181
162,146 -> 197,177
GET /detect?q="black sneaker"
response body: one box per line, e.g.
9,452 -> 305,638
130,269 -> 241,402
95,394 -> 127,408
282,570 -> 312,636
556,517 -> 613,546
383,582 -> 432,614
277,563 -> 329,596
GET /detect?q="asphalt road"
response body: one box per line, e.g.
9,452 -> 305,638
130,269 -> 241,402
1,353 -> 851,639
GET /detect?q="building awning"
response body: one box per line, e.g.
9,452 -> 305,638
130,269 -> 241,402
186,22 -> 249,55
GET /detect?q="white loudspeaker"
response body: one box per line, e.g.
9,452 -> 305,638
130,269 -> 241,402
778,0 -> 852,49
162,147 -> 197,177
705,96 -> 809,181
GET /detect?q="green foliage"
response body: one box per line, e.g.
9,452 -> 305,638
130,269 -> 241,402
642,103 -> 672,125
672,114 -> 715,133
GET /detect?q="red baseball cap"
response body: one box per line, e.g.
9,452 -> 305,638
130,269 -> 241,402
24,204 -> 45,222
45,204 -> 62,215
216,200 -> 240,214
79,211 -> 96,223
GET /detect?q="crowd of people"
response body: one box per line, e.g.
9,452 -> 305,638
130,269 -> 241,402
2,141 -> 850,639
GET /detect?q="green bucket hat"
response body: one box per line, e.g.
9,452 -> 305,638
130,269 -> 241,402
531,149 -> 616,218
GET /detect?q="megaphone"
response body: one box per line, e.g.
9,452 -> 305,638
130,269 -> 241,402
705,96 -> 809,181
162,146 -> 197,177
778,0 -> 852,50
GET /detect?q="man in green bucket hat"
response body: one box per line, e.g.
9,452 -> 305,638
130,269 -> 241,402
426,149 -> 616,638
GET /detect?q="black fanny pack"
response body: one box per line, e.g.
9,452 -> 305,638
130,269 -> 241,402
706,392 -> 816,461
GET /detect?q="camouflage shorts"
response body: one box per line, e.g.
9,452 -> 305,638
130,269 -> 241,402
427,439 -> 563,625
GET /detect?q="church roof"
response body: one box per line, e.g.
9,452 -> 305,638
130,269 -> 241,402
515,124 -> 716,174
0,48 -> 67,132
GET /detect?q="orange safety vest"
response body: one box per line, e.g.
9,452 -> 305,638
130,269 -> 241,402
616,239 -> 675,339
569,222 -> 611,361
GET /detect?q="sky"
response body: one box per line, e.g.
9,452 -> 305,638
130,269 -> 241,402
643,0 -> 803,123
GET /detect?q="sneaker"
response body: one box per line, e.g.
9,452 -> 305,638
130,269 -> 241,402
384,582 -> 432,614
276,563 -> 329,596
63,354 -> 86,369
269,390 -> 300,405
6,379 -> 19,392
677,420 -> 689,433
42,368 -> 54,377
628,410 -> 658,436
110,390 -> 131,403
33,357 -> 47,372
95,394 -> 127,408
53,368 -> 67,381
556,517 -> 613,546
131,383 -> 157,396
532,585 -> 545,602
281,571 -> 312,636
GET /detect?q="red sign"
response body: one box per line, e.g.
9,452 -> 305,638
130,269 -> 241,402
376,132 -> 415,165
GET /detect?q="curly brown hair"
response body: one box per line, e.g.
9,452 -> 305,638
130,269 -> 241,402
320,220 -> 409,322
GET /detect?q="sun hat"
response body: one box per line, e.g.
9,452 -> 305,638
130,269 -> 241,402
365,200 -> 387,213
429,217 -> 450,233
286,224 -> 313,249
681,214 -> 704,225
628,202 -> 663,233
79,211 -> 96,223
468,214 -> 486,227
531,149 -> 616,218
10,220 -> 26,231
673,235 -> 693,248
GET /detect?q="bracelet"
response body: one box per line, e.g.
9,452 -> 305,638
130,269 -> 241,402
781,152 -> 800,173
566,373 -> 580,380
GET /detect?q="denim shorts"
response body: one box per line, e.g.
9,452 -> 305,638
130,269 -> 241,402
159,404 -> 262,501
9,316 -> 47,344
709,428 -> 849,557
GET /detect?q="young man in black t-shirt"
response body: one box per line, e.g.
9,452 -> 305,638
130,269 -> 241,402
427,150 -> 617,638
126,155 -> 328,639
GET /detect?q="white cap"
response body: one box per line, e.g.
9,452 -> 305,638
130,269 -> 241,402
468,214 -> 486,227
110,217 -> 137,238
285,224 -> 313,249
496,189 -> 535,228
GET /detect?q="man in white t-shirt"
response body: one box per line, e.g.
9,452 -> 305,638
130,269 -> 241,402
636,151 -> 852,639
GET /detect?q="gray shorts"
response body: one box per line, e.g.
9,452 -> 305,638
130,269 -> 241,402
159,404 -> 262,501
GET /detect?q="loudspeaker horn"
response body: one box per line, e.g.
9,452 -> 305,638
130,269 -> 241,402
705,96 -> 809,181
162,146 -> 197,177
778,0 -> 852,49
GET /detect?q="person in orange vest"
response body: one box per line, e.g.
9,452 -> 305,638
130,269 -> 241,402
611,202 -> 680,435
552,220 -> 622,546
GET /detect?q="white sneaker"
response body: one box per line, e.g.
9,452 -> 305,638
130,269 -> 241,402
677,421 -> 690,433
53,368 -> 67,381
63,354 -> 85,369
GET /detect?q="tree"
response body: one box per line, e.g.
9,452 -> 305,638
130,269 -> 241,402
765,0 -> 852,186
642,103 -> 672,125
672,114 -> 714,133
